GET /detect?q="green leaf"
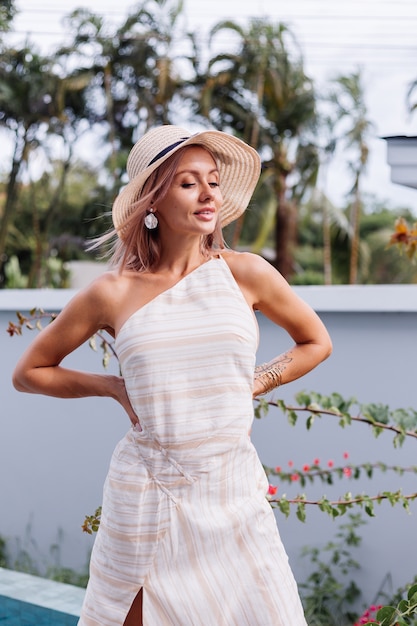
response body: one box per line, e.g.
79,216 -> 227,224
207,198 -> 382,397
295,391 -> 311,406
275,398 -> 286,412
407,583 -> 417,601
362,402 -> 390,424
328,405 -> 342,416
306,415 -> 314,430
287,410 -> 298,426
371,425 -> 384,438
296,502 -> 306,522
393,431 -> 406,448
376,605 -> 397,622
277,497 -> 290,518
254,405 -> 262,419
254,398 -> 270,419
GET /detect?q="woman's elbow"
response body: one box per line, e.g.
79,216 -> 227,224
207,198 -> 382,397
320,335 -> 333,362
13,371 -> 26,393
12,363 -> 33,393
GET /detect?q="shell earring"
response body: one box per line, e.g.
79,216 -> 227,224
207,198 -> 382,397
144,207 -> 158,230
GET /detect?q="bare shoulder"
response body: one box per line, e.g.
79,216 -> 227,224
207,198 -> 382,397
219,250 -> 289,310
220,249 -> 269,272
74,270 -> 119,310
220,250 -> 286,291
82,270 -> 123,302
57,270 -> 128,335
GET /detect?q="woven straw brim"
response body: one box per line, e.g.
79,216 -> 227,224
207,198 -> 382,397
112,126 -> 261,237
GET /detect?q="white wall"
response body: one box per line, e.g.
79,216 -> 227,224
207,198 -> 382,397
1,285 -> 417,608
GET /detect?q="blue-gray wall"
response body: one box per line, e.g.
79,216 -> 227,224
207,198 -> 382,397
1,285 -> 416,608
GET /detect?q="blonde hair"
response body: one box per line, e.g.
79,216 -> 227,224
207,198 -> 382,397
93,146 -> 225,272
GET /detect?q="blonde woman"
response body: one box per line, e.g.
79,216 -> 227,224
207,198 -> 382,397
13,125 -> 332,625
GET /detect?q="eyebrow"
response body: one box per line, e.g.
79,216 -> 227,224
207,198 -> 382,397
175,167 -> 219,177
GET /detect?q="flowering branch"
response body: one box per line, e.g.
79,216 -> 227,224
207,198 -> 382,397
7,308 -> 117,369
268,490 -> 417,522
7,309 -> 57,335
361,582 -> 417,625
255,391 -> 417,447
264,461 -> 417,488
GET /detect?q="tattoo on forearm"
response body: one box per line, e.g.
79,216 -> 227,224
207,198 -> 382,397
254,353 -> 293,395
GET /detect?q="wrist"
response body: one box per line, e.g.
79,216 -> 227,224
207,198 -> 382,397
254,362 -> 283,395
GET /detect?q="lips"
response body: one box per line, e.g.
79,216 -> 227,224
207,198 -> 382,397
194,208 -> 215,216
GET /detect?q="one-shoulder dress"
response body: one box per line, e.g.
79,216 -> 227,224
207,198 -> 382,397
78,255 -> 307,626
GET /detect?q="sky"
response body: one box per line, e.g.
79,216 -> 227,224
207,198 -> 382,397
9,0 -> 417,212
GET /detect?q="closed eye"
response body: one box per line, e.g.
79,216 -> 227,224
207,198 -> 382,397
181,182 -> 219,188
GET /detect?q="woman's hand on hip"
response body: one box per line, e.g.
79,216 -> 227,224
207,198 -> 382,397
112,376 -> 141,430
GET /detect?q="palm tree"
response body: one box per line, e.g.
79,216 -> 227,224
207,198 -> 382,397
58,0 -> 187,196
0,0 -> 16,34
328,70 -> 374,284
192,18 -> 319,279
0,45 -> 59,277
0,40 -> 92,282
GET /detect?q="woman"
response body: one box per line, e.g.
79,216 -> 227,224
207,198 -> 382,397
13,125 -> 332,625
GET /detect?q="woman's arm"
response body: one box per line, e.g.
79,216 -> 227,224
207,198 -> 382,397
223,251 -> 332,397
12,274 -> 139,426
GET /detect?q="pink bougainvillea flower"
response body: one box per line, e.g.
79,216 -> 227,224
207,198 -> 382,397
288,460 -> 294,468
327,460 -> 334,468
343,467 -> 352,478
275,466 -> 281,473
343,451 -> 349,459
268,484 -> 278,495
302,464 -> 310,472
291,473 -> 300,481
354,602 -> 382,625
313,458 -> 320,466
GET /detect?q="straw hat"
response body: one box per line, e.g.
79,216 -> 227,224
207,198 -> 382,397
112,125 -> 261,236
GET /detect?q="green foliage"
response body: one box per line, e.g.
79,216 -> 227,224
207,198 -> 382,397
0,535 -> 8,567
81,507 -> 102,535
362,584 -> 417,625
45,565 -> 89,589
300,514 -> 364,625
0,1 -> 17,32
4,255 -> 27,288
1,3 -> 413,284
0,530 -> 89,588
257,390 -> 417,520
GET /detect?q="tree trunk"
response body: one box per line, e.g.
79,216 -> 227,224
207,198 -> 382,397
274,173 -> 296,280
349,179 -> 361,284
0,129 -> 27,281
323,195 -> 332,285
104,62 -> 118,191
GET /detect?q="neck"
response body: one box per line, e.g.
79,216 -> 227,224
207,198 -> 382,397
156,238 -> 208,276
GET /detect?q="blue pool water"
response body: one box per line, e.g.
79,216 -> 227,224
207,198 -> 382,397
0,594 -> 78,625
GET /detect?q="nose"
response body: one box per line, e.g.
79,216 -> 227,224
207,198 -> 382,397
199,181 -> 215,201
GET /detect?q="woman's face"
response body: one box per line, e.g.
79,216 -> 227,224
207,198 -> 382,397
153,146 -> 223,238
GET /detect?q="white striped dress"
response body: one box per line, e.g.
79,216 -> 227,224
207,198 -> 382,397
78,255 -> 307,626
